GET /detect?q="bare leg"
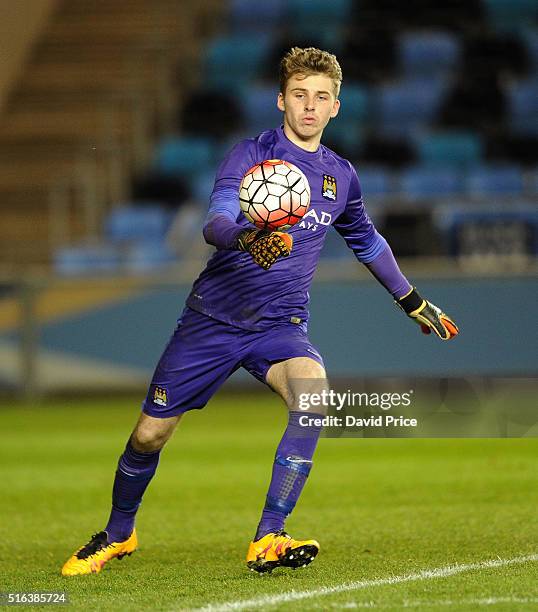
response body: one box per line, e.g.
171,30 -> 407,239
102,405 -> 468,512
266,356 -> 328,413
130,412 -> 182,452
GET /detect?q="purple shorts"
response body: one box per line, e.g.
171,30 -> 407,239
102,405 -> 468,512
142,307 -> 324,418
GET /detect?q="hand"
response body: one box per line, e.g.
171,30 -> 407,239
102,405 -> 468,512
236,229 -> 293,270
396,288 -> 459,340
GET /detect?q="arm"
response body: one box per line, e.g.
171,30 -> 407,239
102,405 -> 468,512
203,212 -> 244,250
335,164 -> 459,340
202,140 -> 292,269
202,140 -> 254,250
364,243 -> 411,299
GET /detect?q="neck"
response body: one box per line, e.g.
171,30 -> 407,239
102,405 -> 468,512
282,122 -> 321,152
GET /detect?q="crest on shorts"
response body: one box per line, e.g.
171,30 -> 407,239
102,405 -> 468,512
153,386 -> 168,407
322,175 -> 337,200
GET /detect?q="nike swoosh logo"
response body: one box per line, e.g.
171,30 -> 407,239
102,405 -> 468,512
286,457 -> 312,463
119,467 -> 137,477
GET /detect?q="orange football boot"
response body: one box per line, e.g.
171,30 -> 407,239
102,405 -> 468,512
61,530 -> 137,576
246,530 -> 319,573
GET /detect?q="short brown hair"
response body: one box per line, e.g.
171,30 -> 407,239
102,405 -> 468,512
279,47 -> 342,98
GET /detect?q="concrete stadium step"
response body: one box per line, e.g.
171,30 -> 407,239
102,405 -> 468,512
0,137 -> 81,160
45,20 -> 185,44
31,40 -> 172,64
0,159 -> 80,189
0,106 -> 134,140
8,89 -> 143,112
0,206 -> 52,265
0,198 -> 88,266
0,0 -> 214,267
23,61 -> 164,91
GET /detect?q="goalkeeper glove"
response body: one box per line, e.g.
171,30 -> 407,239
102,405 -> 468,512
236,229 -> 293,270
396,287 -> 459,340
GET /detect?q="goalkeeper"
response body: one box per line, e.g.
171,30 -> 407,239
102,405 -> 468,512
62,47 -> 458,576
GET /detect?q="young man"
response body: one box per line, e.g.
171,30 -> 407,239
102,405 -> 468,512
62,47 -> 458,576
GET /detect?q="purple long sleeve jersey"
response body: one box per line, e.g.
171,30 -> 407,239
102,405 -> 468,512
186,126 -> 410,331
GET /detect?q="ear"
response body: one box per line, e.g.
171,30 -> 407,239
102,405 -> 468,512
277,92 -> 285,112
330,98 -> 340,119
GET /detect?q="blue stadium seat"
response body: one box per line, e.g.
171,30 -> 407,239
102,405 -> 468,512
205,34 -> 272,88
285,25 -> 345,52
357,166 -> 394,199
286,0 -> 352,25
400,166 -> 464,200
321,227 -> 351,259
214,129 -> 254,162
505,79 -> 538,135
285,0 -> 352,49
228,0 -> 285,30
399,31 -> 461,77
125,243 -> 176,274
415,132 -> 484,168
336,83 -> 370,122
154,136 -> 216,176
105,206 -> 172,243
165,203 -> 209,260
483,0 -> 538,32
466,165 -> 524,197
191,169 -> 216,205
241,84 -> 283,134
529,168 -> 538,194
323,120 -> 363,157
54,245 -> 121,276
521,28 -> 538,71
375,78 -> 448,138
321,83 -> 369,154
523,28 -> 538,71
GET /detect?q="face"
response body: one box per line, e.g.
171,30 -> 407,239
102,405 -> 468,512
277,73 -> 340,146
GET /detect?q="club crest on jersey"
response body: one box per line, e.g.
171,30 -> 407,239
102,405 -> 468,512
153,386 -> 168,407
322,175 -> 337,201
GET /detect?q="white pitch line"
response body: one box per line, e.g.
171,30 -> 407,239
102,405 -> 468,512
194,553 -> 538,612
402,597 -> 538,608
321,596 -> 538,608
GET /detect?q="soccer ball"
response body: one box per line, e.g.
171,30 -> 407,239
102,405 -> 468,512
239,159 -> 310,231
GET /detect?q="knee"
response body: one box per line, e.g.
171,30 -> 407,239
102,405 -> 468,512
287,360 -> 329,414
131,418 -> 176,452
267,357 -> 328,412
131,429 -> 165,453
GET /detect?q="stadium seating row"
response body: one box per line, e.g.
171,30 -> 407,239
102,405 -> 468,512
226,0 -> 538,34
53,1 -> 537,273
153,132 -> 538,196
54,242 -> 175,276
54,205 -> 205,275
205,27 -> 538,83
360,164 -> 537,200
54,196 -> 538,271
185,75 -> 538,141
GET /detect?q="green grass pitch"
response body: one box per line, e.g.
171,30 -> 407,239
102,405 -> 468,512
1,394 -> 537,611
